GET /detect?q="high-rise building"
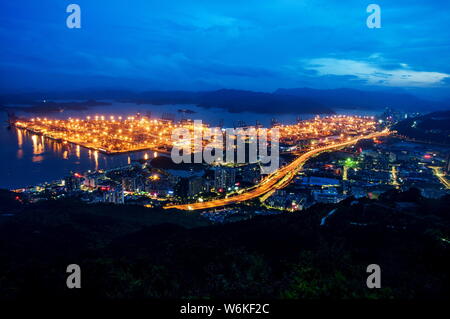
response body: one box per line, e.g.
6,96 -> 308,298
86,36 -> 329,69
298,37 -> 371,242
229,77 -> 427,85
64,173 -> 83,192
214,166 -> 236,190
175,176 -> 204,197
121,175 -> 145,192
188,176 -> 203,196
236,163 -> 261,184
83,171 -> 104,188
100,183 -> 124,204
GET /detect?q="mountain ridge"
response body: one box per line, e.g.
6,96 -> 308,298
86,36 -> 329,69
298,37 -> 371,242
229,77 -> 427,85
275,87 -> 447,111
1,87 -> 448,115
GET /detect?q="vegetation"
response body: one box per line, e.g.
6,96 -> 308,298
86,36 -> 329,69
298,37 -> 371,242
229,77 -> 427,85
394,110 -> 450,144
0,188 -> 449,299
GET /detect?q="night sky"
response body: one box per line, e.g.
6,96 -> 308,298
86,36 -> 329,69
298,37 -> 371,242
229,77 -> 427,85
1,0 -> 449,99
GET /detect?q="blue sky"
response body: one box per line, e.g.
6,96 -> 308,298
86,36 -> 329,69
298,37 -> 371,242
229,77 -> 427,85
0,0 -> 449,98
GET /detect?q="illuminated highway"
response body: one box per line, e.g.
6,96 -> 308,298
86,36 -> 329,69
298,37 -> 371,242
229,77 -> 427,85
165,129 -> 391,210
429,166 -> 450,189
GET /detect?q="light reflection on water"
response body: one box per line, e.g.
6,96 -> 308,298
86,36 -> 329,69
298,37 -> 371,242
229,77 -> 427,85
0,101 -> 378,189
0,114 -> 159,189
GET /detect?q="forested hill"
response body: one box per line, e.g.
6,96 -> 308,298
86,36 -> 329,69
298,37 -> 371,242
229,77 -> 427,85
394,110 -> 450,144
0,188 -> 449,299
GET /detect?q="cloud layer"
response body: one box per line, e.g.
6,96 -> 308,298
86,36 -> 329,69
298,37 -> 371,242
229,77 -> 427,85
302,58 -> 450,87
0,0 -> 449,95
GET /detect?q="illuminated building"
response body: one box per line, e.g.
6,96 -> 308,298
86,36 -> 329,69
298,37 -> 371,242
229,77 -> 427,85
175,176 -> 204,197
214,166 -> 236,190
236,163 -> 261,184
312,188 -> 345,204
99,182 -> 124,204
64,173 -> 83,192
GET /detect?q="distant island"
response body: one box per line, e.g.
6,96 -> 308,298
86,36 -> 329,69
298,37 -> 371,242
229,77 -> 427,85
1,87 -> 448,116
0,99 -> 111,115
177,108 -> 196,114
118,89 -> 334,115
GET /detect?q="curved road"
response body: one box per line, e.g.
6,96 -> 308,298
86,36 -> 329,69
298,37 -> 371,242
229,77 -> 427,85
429,166 -> 450,189
164,130 -> 390,211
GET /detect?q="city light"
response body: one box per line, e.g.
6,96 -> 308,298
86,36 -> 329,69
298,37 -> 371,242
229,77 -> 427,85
14,115 -> 208,155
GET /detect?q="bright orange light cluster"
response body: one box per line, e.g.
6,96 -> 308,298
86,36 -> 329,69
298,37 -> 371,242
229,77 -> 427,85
276,115 -> 377,145
14,114 -> 378,155
14,115 -> 207,154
